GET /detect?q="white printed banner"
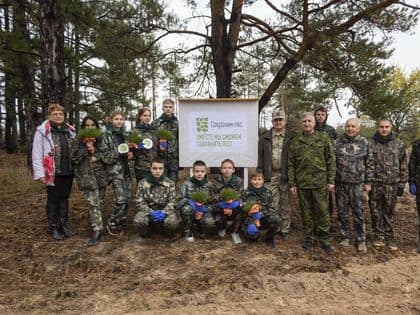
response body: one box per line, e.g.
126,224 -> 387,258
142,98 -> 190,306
179,99 -> 258,167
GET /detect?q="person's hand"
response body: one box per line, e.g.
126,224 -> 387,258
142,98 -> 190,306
409,183 -> 417,195
127,151 -> 133,160
195,211 -> 203,220
39,177 -> 47,185
364,184 -> 371,193
223,208 -> 232,216
248,204 -> 261,215
86,141 -> 95,154
327,184 -> 335,193
289,186 -> 297,196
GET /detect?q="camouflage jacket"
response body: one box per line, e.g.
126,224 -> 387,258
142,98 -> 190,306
409,139 -> 420,185
177,177 -> 218,210
288,131 -> 336,189
369,132 -> 408,184
136,174 -> 177,215
334,134 -> 374,185
101,128 -> 131,180
315,122 -> 337,141
133,124 -> 157,174
152,114 -> 179,161
214,174 -> 244,195
71,136 -> 108,190
242,186 -> 275,219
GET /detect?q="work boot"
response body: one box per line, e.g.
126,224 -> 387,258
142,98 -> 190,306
60,223 -> 73,238
264,237 -> 275,248
302,240 -> 314,250
386,239 -> 398,251
339,239 -> 350,246
88,230 -> 102,246
372,238 -> 386,248
321,244 -> 334,255
51,228 -> 65,241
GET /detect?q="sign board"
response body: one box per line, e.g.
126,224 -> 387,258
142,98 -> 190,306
179,98 -> 259,167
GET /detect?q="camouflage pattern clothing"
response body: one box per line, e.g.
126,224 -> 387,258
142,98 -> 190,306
315,121 -> 337,141
288,131 -> 336,246
241,185 -> 281,240
408,139 -> 420,243
71,136 -> 108,231
335,134 -> 373,243
133,174 -> 181,236
214,175 -> 244,233
265,176 -> 291,235
152,114 -> 179,183
133,123 -> 158,182
178,177 -> 218,235
369,132 -> 408,242
101,127 -> 132,228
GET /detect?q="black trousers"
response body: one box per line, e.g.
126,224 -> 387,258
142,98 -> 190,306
46,175 -> 73,231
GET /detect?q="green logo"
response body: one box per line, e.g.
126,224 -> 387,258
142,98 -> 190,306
196,117 -> 208,132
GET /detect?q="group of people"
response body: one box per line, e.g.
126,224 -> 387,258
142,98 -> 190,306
31,101 -> 420,254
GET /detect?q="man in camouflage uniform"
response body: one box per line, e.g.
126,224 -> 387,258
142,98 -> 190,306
335,118 -> 373,252
152,98 -> 179,183
288,112 -> 336,254
314,105 -> 337,218
369,118 -> 408,250
409,137 -> 420,253
178,160 -> 217,242
258,109 -> 295,240
133,158 -> 181,237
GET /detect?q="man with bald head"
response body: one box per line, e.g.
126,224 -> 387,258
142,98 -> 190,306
335,118 -> 373,252
288,112 -> 336,254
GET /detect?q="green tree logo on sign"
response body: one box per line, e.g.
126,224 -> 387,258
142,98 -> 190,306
196,117 -> 208,132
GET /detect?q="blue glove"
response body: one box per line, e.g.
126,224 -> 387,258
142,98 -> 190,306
159,140 -> 169,150
188,199 -> 208,213
137,142 -> 145,150
219,200 -> 240,209
251,212 -> 262,220
409,183 -> 417,195
247,223 -> 259,235
149,210 -> 167,223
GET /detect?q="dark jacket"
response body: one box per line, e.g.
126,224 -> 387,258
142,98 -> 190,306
409,139 -> 420,186
315,122 -> 337,141
258,128 -> 295,183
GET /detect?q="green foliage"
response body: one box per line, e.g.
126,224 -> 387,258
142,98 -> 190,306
157,129 -> 173,140
242,200 -> 257,212
219,188 -> 240,202
190,191 -> 209,204
77,128 -> 102,140
127,132 -> 142,144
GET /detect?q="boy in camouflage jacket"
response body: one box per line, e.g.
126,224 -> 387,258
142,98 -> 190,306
133,158 -> 181,237
178,160 -> 218,242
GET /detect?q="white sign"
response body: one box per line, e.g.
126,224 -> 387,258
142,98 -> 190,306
179,99 -> 258,167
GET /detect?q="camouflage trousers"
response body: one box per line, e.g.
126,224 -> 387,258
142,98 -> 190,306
181,204 -> 216,235
297,187 -> 330,246
108,176 -> 132,228
165,159 -> 179,184
133,211 -> 181,236
265,174 -> 290,234
415,191 -> 420,241
369,183 -> 397,241
83,187 -> 106,231
335,183 -> 366,243
241,213 -> 281,240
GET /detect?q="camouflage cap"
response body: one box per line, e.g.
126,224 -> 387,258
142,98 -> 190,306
272,109 -> 286,120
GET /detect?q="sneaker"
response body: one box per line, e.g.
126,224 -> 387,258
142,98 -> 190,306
339,239 -> 350,246
185,232 -> 195,242
231,232 -> 242,244
321,244 -> 334,255
302,240 -> 314,250
357,242 -> 367,253
218,229 -> 226,238
386,240 -> 398,251
372,238 -> 386,248
106,224 -> 119,236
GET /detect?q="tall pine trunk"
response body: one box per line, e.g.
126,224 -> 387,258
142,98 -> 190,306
40,0 -> 65,111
